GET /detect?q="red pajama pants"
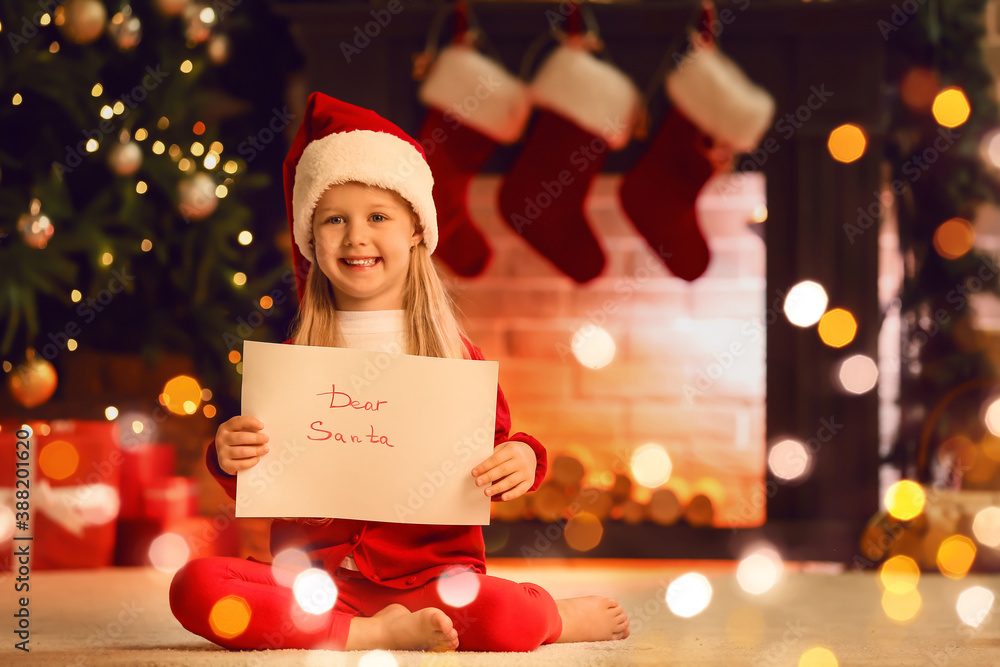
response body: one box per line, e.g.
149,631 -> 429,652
169,557 -> 563,652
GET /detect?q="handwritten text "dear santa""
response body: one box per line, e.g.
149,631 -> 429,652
306,384 -> 393,447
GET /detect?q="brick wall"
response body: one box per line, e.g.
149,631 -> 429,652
443,172 -> 768,527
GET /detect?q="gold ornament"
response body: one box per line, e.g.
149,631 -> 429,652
9,349 -> 58,409
178,172 -> 219,221
55,0 -> 108,45
108,5 -> 142,51
108,141 -> 143,176
18,199 -> 54,249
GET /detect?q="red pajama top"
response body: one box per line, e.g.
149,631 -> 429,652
205,336 -> 547,590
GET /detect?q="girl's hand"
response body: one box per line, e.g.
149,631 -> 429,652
471,441 -> 537,502
215,416 -> 269,475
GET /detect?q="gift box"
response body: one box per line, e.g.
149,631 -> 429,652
142,476 -> 198,521
119,444 -> 176,518
1,420 -> 122,570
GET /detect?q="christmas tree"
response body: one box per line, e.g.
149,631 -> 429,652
886,0 -> 1000,485
0,0 -> 300,414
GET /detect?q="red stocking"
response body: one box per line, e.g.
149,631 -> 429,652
418,44 -> 531,277
622,3 -> 775,281
619,108 -> 716,282
498,44 -> 639,283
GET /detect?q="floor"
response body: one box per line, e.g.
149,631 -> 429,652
0,559 -> 998,666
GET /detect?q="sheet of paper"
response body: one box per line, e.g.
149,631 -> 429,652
236,340 -> 497,525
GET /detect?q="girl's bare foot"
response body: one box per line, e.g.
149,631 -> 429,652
346,603 -> 459,651
554,596 -> 630,643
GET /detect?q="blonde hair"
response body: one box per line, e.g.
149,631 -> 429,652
288,184 -> 469,526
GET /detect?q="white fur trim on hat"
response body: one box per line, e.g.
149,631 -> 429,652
666,44 -> 776,153
292,129 -> 437,262
419,45 -> 532,145
529,45 -> 639,150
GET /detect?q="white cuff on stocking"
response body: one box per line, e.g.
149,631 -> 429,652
419,45 -> 532,145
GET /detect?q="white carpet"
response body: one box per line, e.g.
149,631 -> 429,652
1,560 -> 998,666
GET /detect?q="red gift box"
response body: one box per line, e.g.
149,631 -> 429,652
119,444 -> 176,518
1,420 -> 122,570
142,476 -> 198,521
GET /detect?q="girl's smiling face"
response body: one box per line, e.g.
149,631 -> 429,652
311,182 -> 423,311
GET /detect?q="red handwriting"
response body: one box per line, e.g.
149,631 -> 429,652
316,384 -> 388,411
307,422 -> 394,447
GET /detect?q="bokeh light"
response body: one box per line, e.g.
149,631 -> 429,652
571,325 -> 616,370
937,535 -> 976,579
818,309 -> 857,348
972,506 -> 1000,547
827,124 -> 867,163
784,281 -> 829,327
986,398 -> 1000,436
838,355 -> 879,394
148,533 -> 191,573
272,548 -> 312,588
933,218 -> 975,260
932,87 -> 971,128
956,586 -> 995,627
900,67 -> 939,111
884,480 -> 926,521
358,650 -> 398,667
162,375 -> 203,416
799,647 -> 839,667
77,484 -> 120,526
293,568 -> 338,614
879,556 -> 920,594
39,440 -> 79,480
666,572 -> 713,618
436,566 -> 481,608
209,595 -> 252,639
882,588 -> 922,623
564,511 -> 604,552
105,406 -> 119,420
981,129 -> 1000,169
768,439 -> 810,481
737,548 -> 783,595
631,443 -> 673,488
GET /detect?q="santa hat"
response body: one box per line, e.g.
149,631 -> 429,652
282,92 -> 437,301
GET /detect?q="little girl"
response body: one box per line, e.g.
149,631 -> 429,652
169,92 -> 630,653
